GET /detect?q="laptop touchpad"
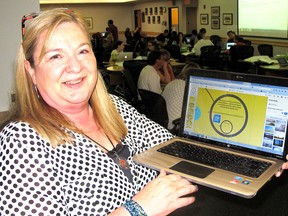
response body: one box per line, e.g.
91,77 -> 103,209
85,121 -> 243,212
170,161 -> 214,178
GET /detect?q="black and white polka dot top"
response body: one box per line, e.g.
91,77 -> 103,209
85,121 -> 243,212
0,95 -> 173,215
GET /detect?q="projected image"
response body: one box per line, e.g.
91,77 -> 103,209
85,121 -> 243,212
238,0 -> 288,38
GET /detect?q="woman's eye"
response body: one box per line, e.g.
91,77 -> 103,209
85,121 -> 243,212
50,54 -> 61,60
79,49 -> 90,54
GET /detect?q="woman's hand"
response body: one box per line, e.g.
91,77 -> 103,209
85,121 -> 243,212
275,154 -> 288,177
133,169 -> 198,216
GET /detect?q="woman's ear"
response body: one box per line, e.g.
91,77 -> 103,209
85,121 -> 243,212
24,60 -> 36,84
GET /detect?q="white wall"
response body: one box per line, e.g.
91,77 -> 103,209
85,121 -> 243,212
197,0 -> 237,37
0,0 -> 40,112
41,3 -> 134,33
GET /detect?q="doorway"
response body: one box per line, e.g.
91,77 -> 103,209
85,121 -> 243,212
134,10 -> 141,31
168,7 -> 179,33
186,7 -> 197,34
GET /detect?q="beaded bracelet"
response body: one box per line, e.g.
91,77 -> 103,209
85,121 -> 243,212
123,199 -> 148,216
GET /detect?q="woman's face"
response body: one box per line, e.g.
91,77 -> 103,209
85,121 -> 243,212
26,22 -> 97,114
118,42 -> 125,51
147,42 -> 155,51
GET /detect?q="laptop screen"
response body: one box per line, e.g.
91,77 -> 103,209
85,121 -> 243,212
181,69 -> 288,158
226,42 -> 236,50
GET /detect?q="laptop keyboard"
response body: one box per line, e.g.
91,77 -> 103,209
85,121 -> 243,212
157,141 -> 272,178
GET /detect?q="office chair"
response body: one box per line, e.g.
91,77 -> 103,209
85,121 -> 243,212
209,35 -> 222,46
229,45 -> 254,73
123,60 -> 147,84
199,45 -> 222,70
258,44 -> 273,57
164,44 -> 182,60
242,39 -> 252,46
138,89 -> 169,128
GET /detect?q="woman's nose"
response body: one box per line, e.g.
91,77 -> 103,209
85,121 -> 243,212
66,55 -> 82,73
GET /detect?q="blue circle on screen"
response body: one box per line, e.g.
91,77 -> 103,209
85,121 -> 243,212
194,107 -> 201,120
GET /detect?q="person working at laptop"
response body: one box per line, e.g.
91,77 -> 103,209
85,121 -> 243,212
0,8 -> 198,215
193,32 -> 214,56
109,40 -> 125,63
138,50 -> 172,94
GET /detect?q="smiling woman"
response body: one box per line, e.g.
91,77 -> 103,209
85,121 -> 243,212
0,7 -> 198,216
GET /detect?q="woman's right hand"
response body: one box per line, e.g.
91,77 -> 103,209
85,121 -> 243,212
132,169 -> 198,216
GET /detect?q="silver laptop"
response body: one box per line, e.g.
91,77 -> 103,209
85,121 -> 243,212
117,52 -> 134,62
277,57 -> 288,67
134,69 -> 288,198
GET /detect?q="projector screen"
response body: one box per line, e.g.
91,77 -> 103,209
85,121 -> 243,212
238,0 -> 288,39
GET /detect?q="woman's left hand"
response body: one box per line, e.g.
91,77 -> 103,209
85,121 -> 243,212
275,154 -> 288,177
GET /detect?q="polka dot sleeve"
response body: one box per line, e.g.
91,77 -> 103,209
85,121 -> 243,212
0,122 -> 70,215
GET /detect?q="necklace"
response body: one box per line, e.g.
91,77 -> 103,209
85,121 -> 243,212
84,133 -> 130,170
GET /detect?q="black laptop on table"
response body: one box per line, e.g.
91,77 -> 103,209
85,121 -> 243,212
133,69 -> 288,198
277,57 -> 288,67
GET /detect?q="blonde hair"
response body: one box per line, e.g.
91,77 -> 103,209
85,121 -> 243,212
177,62 -> 200,80
3,8 -> 127,147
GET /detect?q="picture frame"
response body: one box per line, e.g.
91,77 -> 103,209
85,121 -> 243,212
157,16 -> 161,24
211,18 -> 220,29
84,17 -> 93,29
154,7 -> 158,15
159,7 -> 163,15
211,6 -> 220,17
223,13 -> 233,25
142,12 -> 145,23
200,14 -> 209,25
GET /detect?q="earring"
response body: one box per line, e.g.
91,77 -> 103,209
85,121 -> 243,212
34,84 -> 40,99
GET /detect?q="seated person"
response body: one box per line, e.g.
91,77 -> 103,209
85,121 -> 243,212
177,32 -> 186,47
193,33 -> 214,56
156,29 -> 170,47
138,50 -> 169,94
109,40 -> 125,63
226,30 -> 237,42
0,8 -> 199,215
194,28 -> 207,45
140,40 -> 160,56
162,63 -> 200,129
103,31 -> 114,50
159,49 -> 175,85
124,27 -> 133,44
168,31 -> 178,45
190,29 -> 198,48
91,32 -> 105,68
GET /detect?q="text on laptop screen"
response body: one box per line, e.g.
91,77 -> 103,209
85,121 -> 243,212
183,75 -> 288,156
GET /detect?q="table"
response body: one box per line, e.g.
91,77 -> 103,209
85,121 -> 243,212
106,65 -> 124,72
106,65 -> 124,87
260,63 -> 288,77
170,170 -> 288,216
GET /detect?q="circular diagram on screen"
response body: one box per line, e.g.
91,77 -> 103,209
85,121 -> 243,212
209,94 -> 248,137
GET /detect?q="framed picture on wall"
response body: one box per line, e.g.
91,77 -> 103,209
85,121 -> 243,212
211,18 -> 220,29
152,16 -> 155,24
157,16 -> 161,24
159,7 -> 163,15
223,13 -> 233,25
200,14 -> 209,25
142,12 -> 145,23
84,17 -> 93,29
211,6 -> 220,17
154,7 -> 158,15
